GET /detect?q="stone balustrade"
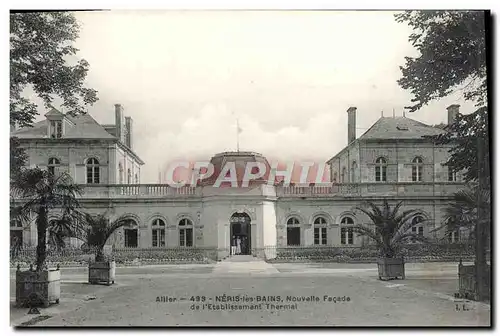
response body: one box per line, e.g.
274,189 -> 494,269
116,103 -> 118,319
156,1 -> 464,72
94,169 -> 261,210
276,182 -> 465,198
11,182 -> 465,201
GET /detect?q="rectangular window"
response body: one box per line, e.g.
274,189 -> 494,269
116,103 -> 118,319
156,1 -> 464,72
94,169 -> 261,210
87,167 -> 100,184
153,229 -> 166,247
159,230 -> 165,247
124,229 -> 138,247
411,226 -> 424,243
179,228 -> 193,247
341,228 -> 354,245
412,167 -> 422,182
287,227 -> 300,246
448,168 -> 457,182
10,230 -> 23,247
314,227 -> 327,245
347,228 -> 353,245
179,229 -> 185,246
56,121 -> 62,138
152,230 -> 158,247
375,167 -> 387,182
50,121 -> 63,138
449,230 -> 460,243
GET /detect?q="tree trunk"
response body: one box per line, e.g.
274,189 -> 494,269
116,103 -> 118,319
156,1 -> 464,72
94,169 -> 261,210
36,206 -> 48,271
95,248 -> 105,262
475,136 -> 487,301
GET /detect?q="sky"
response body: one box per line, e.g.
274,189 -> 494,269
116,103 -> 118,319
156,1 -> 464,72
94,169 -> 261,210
26,10 -> 478,183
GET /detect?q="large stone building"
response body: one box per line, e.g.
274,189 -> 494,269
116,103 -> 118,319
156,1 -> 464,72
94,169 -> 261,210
11,104 -> 465,258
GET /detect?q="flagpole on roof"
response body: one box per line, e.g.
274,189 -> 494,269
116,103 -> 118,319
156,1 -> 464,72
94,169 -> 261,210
236,117 -> 240,153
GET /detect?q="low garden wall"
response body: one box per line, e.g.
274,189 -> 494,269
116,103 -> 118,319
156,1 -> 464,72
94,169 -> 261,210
261,242 -> 479,263
10,243 -> 483,267
10,246 -> 220,267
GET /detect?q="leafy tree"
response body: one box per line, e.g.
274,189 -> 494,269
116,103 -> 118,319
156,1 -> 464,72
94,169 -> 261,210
10,11 -> 98,128
10,12 -> 98,175
353,199 -> 428,258
10,137 -> 28,180
10,169 -> 82,271
396,11 -> 490,300
395,10 -> 489,185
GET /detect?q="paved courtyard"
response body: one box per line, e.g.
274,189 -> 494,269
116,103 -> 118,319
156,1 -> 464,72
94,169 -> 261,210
10,257 -> 491,327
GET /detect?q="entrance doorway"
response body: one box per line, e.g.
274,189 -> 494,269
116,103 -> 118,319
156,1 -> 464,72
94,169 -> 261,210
230,212 -> 252,255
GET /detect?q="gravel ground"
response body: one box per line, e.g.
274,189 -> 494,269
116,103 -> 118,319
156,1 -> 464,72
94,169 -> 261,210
10,261 -> 490,327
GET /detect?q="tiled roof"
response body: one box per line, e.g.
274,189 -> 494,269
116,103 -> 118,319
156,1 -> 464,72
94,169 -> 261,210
358,117 -> 445,140
11,113 -> 116,140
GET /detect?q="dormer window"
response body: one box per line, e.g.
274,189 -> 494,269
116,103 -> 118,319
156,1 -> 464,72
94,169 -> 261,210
396,125 -> 409,131
50,120 -> 63,138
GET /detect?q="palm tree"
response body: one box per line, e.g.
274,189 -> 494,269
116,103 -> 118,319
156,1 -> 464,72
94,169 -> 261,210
47,213 -> 83,250
436,185 -> 491,241
10,168 -> 82,271
76,212 -> 131,262
353,199 -> 429,258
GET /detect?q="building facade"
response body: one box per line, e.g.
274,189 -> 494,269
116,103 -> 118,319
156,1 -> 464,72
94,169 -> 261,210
10,104 -> 466,258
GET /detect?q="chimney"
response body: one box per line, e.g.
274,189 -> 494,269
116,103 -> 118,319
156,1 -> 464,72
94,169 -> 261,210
347,107 -> 357,144
125,116 -> 133,149
115,104 -> 124,142
447,104 -> 460,125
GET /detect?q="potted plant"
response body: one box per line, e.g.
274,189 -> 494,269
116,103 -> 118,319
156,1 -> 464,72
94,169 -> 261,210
353,199 -> 428,281
76,212 -> 130,285
10,168 -> 82,307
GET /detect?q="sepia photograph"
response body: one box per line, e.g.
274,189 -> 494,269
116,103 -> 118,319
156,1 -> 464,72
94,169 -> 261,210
8,7 -> 491,327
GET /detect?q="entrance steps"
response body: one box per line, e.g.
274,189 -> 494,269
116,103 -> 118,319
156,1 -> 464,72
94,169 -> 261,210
213,255 -> 279,274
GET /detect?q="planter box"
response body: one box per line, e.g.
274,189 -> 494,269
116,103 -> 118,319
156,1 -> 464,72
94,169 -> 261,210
377,257 -> 405,280
458,262 -> 490,301
16,267 -> 61,308
89,261 -> 115,285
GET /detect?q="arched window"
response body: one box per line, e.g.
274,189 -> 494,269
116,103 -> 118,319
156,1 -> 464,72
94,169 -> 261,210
313,216 -> 327,245
333,172 -> 338,184
375,157 -> 387,182
351,161 -> 357,182
341,167 -> 346,183
340,217 -> 355,245
127,169 -> 131,184
48,157 -> 60,176
286,217 -> 301,246
412,157 -> 423,182
410,215 -> 425,243
86,158 -> 100,184
179,218 -> 193,247
152,219 -> 166,247
118,163 -> 124,184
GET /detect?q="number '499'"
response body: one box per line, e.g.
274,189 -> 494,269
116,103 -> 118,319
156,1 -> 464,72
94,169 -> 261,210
190,296 -> 206,302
